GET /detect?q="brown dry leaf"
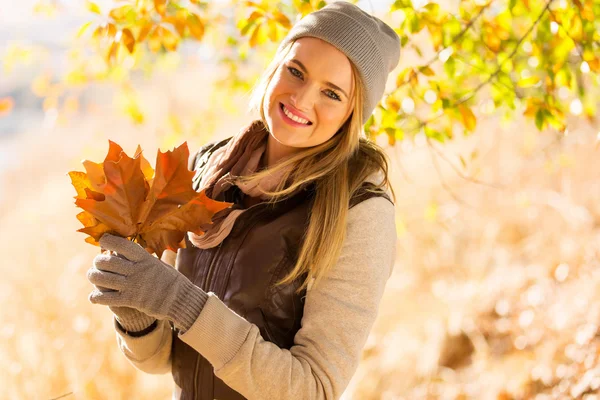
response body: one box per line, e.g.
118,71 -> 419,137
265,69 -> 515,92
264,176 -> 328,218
68,140 -> 233,257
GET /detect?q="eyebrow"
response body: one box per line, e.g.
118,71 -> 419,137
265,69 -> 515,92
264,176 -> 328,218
289,59 -> 349,99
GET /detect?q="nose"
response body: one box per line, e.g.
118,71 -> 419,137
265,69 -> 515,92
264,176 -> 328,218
289,84 -> 315,112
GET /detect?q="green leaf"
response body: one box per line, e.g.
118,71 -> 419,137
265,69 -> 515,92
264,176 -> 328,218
444,56 -> 456,77
410,12 -> 421,33
535,108 -> 545,130
424,126 -> 446,143
391,0 -> 413,11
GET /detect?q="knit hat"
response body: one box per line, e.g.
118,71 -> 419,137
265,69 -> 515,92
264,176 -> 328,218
275,1 -> 401,124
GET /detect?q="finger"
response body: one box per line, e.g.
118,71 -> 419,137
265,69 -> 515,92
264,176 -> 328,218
88,289 -> 126,307
99,233 -> 149,263
86,267 -> 126,290
93,253 -> 135,276
96,285 -> 117,293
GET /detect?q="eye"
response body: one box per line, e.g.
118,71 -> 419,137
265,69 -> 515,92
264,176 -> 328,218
287,66 -> 302,79
326,90 -> 341,101
287,66 -> 342,101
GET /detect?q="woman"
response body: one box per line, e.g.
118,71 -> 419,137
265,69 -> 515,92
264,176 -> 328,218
86,1 -> 401,399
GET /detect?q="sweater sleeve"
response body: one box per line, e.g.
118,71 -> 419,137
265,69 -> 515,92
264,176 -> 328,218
112,249 -> 178,374
178,195 -> 397,400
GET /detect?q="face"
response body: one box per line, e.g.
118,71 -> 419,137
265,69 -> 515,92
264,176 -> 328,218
262,37 -> 355,159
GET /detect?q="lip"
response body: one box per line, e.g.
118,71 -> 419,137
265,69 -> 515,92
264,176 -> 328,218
279,102 -> 312,126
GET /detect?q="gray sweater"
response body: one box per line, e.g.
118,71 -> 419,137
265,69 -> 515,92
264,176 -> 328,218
112,190 -> 397,400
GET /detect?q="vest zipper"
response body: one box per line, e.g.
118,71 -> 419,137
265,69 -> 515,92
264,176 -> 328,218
192,240 -> 223,399
191,199 -> 269,399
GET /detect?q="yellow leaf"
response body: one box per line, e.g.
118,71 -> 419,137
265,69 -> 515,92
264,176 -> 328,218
245,0 -> 267,12
160,27 -> 179,51
33,1 -> 58,17
588,58 -> 600,73
396,68 -> 412,87
483,30 -> 501,52
267,19 -> 278,42
105,40 -> 120,64
249,23 -> 262,47
272,10 -> 291,29
86,1 -> 101,14
137,22 -> 153,42
428,26 -> 443,50
187,13 -> 204,40
121,28 -> 136,53
523,104 -> 537,118
76,21 -> 93,38
458,104 -> 476,131
517,76 -> 540,88
148,28 -> 162,53
385,96 -> 400,112
109,5 -> 133,22
248,10 -> 264,22
3,43 -> 34,73
169,10 -> 188,37
93,23 -> 117,41
154,0 -> 167,16
420,65 -> 434,76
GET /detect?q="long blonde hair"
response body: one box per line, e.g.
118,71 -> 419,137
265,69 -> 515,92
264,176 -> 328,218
239,39 -> 396,294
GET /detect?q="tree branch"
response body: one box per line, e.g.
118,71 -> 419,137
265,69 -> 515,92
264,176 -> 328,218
426,137 -> 474,209
405,0 -> 555,136
396,0 -> 495,90
426,137 -> 504,190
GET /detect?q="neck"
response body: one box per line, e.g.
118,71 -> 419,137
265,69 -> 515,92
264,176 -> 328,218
263,133 -> 302,169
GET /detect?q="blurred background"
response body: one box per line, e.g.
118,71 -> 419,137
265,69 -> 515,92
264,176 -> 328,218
1,0 -> 600,399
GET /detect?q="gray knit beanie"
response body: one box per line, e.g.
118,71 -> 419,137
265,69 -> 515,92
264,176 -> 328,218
275,1 -> 401,124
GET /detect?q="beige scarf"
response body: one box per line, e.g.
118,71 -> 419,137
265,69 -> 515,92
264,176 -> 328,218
188,119 -> 296,249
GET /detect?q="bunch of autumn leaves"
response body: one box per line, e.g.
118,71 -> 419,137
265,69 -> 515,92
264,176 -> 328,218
68,141 -> 232,258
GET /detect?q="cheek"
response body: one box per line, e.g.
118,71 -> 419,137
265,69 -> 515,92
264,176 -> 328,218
316,103 -> 348,126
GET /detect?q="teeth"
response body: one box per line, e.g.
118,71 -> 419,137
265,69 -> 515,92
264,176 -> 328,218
283,105 -> 309,124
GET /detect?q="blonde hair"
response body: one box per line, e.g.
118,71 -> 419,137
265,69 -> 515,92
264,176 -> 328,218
240,39 -> 396,294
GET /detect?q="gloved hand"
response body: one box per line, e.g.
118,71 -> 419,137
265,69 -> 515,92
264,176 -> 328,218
95,288 -> 157,334
92,254 -> 157,334
86,233 -> 208,333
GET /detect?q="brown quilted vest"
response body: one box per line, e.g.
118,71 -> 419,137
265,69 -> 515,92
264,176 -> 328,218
171,136 -> 391,400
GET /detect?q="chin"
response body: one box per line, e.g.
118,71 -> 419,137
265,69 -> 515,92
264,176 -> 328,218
266,106 -> 308,146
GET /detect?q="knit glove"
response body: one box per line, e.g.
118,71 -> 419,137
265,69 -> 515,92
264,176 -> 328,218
93,289 -> 156,334
86,233 -> 208,333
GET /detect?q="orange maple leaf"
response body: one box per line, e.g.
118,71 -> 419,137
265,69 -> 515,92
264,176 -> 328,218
68,140 -> 232,257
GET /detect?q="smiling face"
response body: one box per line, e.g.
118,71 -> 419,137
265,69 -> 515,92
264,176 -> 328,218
262,37 -> 355,162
